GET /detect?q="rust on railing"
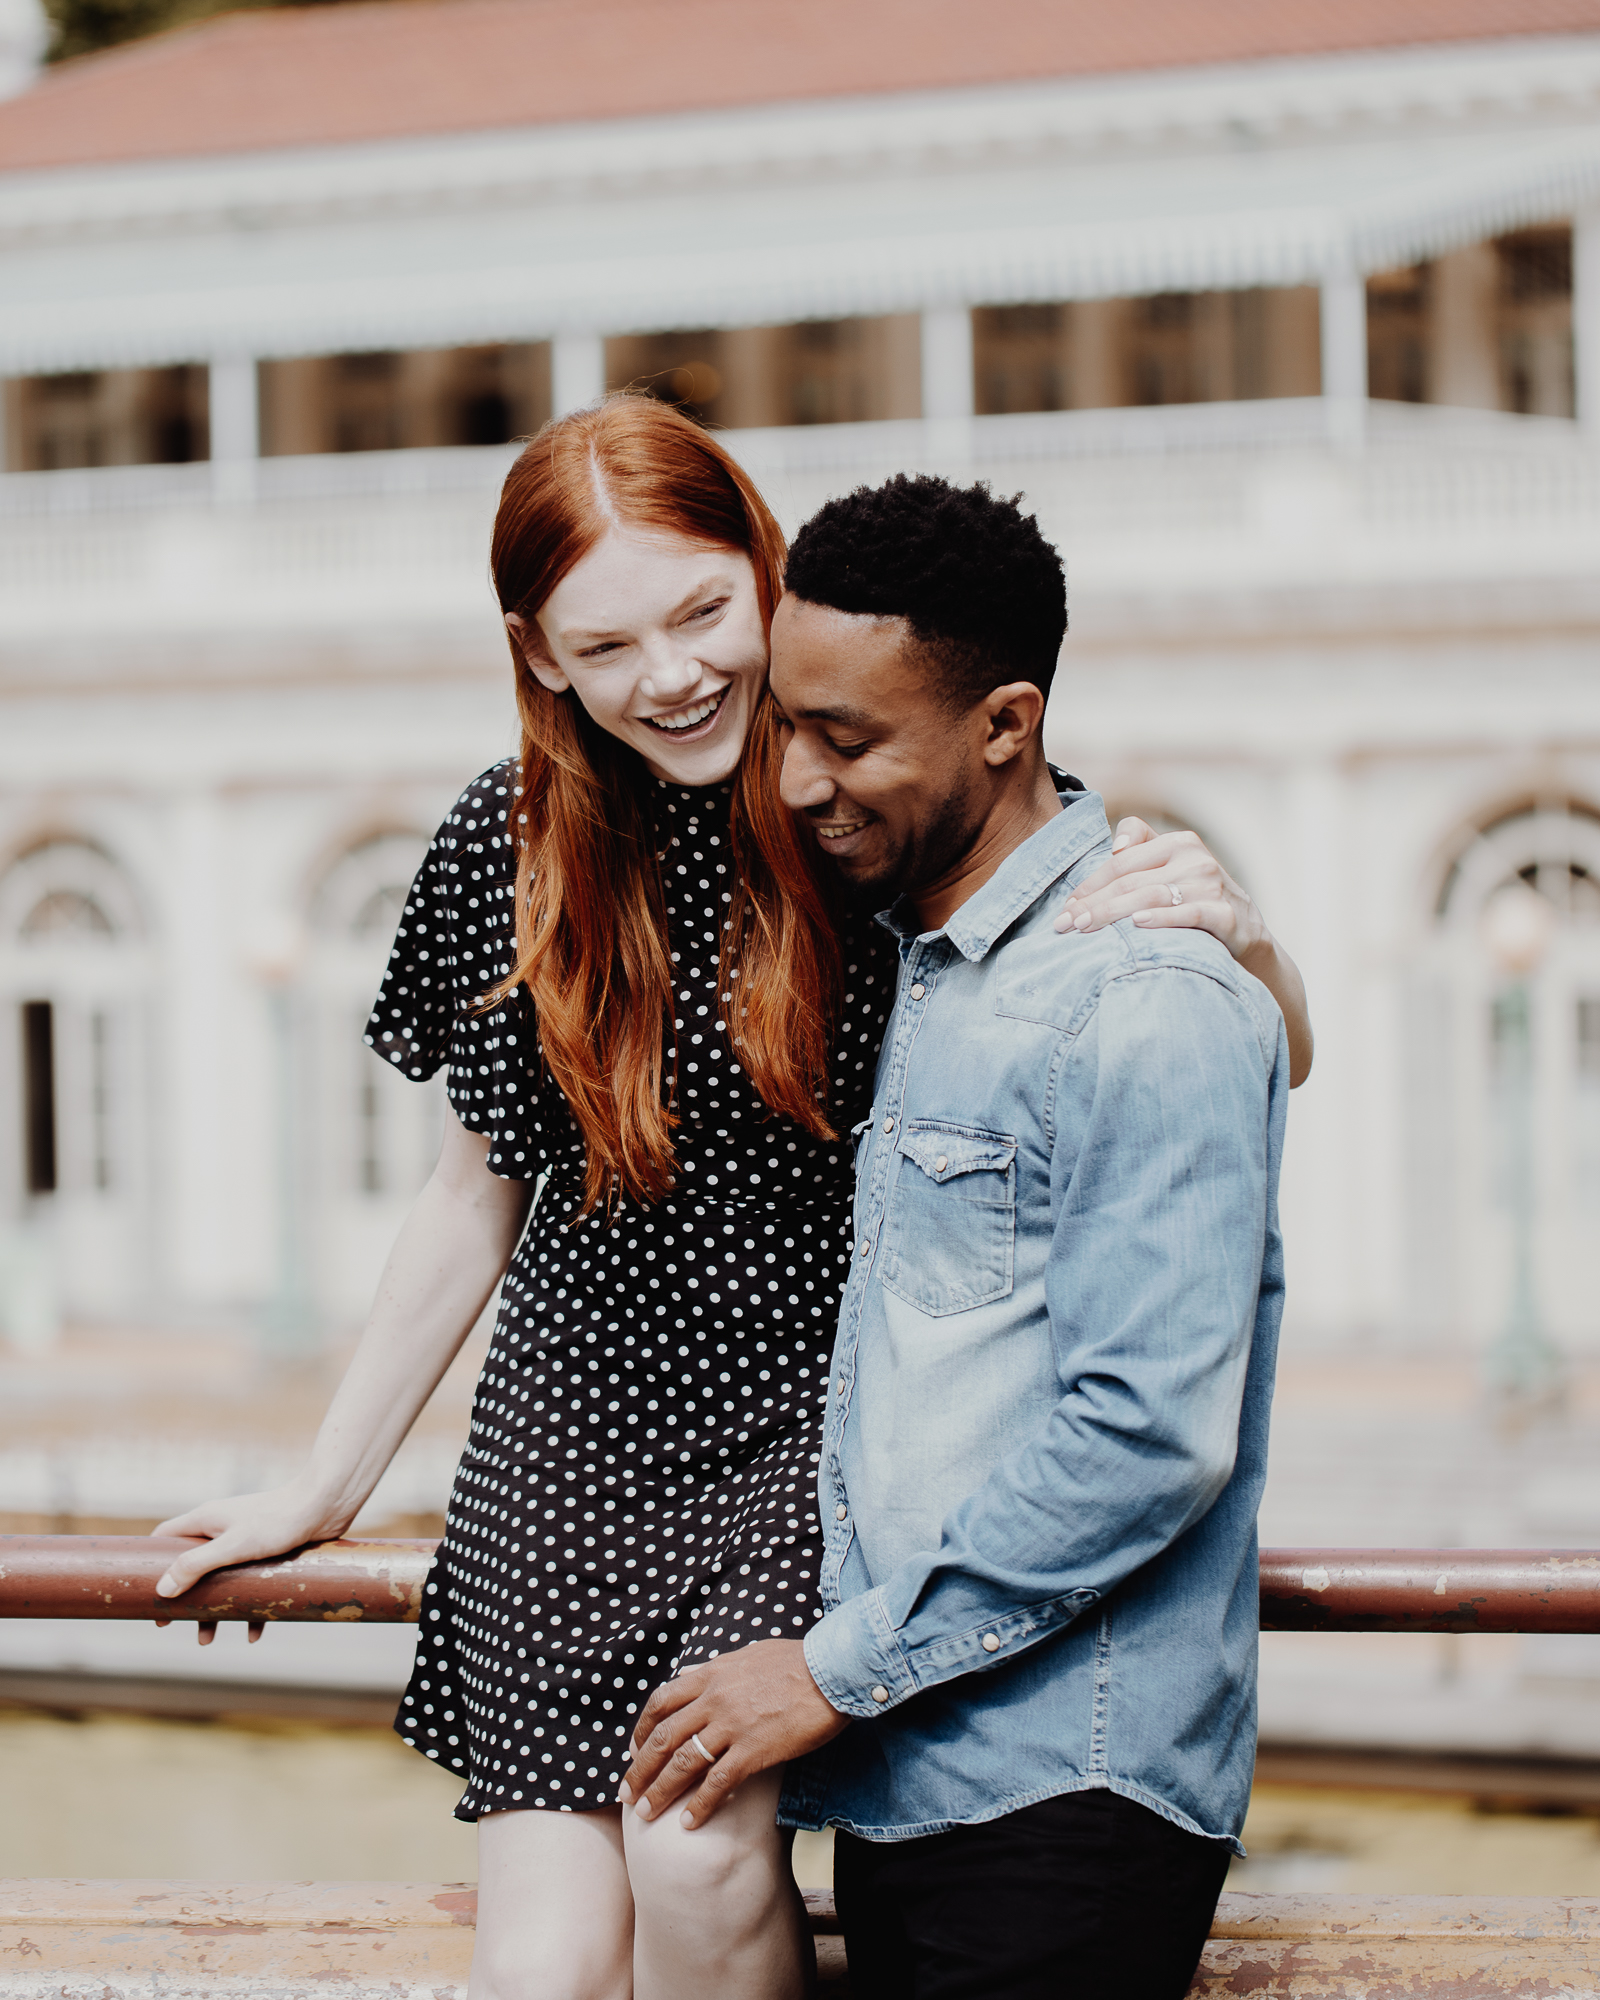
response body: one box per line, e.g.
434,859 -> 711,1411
0,1535 -> 435,1622
1259,1548 -> 1600,1633
3,1538 -> 1600,1632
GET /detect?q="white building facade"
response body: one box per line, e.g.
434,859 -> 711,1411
1,11 -> 1599,1367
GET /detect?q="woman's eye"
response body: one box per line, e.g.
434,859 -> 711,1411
577,641 -> 622,659
687,598 -> 728,623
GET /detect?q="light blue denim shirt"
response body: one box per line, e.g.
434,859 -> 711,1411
780,791 -> 1288,1850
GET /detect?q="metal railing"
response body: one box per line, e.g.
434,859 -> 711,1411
4,1536 -> 1599,1633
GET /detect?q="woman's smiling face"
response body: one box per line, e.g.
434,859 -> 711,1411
508,526 -> 768,786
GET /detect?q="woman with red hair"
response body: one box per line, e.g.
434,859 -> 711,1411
155,395 -> 1310,1999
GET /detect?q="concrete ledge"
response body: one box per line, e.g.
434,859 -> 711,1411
3,1881 -> 1598,1998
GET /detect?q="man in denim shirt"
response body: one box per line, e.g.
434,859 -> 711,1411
623,476 -> 1289,2000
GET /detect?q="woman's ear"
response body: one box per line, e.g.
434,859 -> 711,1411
506,611 -> 572,694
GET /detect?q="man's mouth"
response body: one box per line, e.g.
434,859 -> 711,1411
815,819 -> 871,842
644,687 -> 728,736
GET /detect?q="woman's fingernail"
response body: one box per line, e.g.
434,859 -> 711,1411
1111,837 -> 1130,853
1132,911 -> 1153,925
1073,911 -> 1092,931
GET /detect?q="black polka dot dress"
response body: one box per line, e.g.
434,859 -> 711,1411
367,761 -> 892,1819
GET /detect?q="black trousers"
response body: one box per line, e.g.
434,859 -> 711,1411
833,1787 -> 1231,2000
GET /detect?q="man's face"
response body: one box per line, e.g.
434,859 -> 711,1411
769,594 -> 990,903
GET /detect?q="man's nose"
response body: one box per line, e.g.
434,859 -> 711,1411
779,733 -> 835,813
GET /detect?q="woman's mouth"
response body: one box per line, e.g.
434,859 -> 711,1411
643,687 -> 729,740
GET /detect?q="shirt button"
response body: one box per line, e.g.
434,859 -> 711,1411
858,1239 -> 870,1257
835,1502 -> 849,1521
981,1632 -> 1001,1653
871,1686 -> 889,1704
910,983 -> 926,999
837,1377 -> 847,1395
882,1116 -> 895,1133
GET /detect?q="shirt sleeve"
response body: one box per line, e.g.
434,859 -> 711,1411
365,830 -> 458,1081
804,961 -> 1283,1720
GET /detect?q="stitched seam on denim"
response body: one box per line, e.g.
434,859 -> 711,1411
1089,1603 -> 1113,1776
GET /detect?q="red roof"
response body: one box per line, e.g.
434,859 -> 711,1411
2,0 -> 1599,174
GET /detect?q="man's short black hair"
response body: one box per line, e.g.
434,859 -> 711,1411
783,473 -> 1067,710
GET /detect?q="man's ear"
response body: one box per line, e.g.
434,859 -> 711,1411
981,681 -> 1046,767
506,611 -> 571,694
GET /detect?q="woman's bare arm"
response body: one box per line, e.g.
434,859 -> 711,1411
1054,817 -> 1314,1087
152,1108 -> 534,1601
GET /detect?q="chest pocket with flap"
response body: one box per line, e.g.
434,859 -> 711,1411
878,1121 -> 1017,1317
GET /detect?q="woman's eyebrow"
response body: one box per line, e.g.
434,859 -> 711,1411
560,576 -> 731,646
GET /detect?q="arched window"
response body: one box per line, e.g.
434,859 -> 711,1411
302,828 -> 445,1322
1416,797 -> 1600,1348
0,838 -> 152,1320
0,839 -> 145,945
306,829 -> 442,1219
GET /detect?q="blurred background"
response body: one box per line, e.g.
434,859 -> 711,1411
3,0 -> 1600,1895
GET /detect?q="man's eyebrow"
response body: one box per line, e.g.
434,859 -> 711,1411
797,702 -> 875,727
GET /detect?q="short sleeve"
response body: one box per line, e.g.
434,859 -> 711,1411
365,825 -> 459,1080
364,761 -> 568,1181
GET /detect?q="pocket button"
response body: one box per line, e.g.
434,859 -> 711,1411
935,1155 -> 948,1173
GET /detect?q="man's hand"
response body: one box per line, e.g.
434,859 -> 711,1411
620,1638 -> 847,1829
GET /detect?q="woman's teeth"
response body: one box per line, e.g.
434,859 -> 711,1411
649,691 -> 724,732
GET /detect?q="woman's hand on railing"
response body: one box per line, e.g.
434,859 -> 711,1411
150,1483 -> 351,1646
1054,816 -> 1314,1086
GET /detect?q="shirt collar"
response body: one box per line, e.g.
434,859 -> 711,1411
877,789 -> 1111,963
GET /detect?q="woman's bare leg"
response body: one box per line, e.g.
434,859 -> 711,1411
470,1806 -> 633,2000
624,1768 -> 811,2000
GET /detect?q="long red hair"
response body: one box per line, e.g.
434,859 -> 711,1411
486,395 -> 840,1214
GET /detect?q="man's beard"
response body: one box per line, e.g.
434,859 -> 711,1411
838,772 -> 985,910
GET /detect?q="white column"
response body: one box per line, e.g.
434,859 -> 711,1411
1574,207 -> 1600,439
1319,264 -> 1367,447
552,333 -> 605,416
161,790 -> 237,1305
920,306 -> 975,421
1277,760 -> 1357,1342
208,355 -> 259,502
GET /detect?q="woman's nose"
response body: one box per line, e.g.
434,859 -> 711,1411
638,641 -> 702,702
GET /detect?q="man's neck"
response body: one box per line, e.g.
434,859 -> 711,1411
911,751 -> 1064,934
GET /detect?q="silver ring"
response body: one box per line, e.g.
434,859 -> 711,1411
1169,886 -> 1183,906
690,1731 -> 717,1766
